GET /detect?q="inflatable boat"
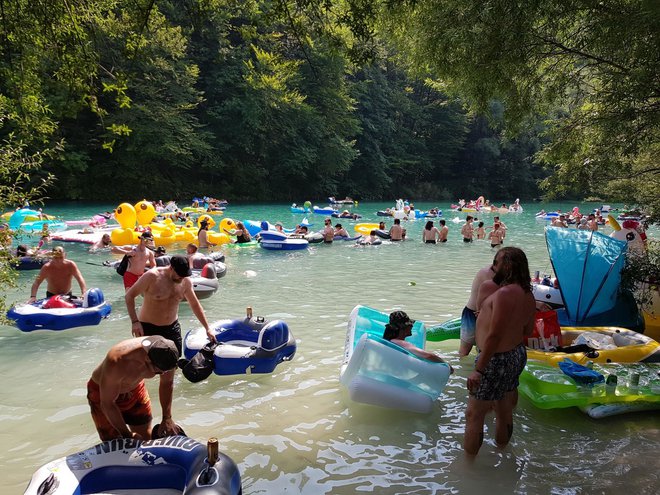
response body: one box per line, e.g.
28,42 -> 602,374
426,317 -> 461,342
183,308 -> 296,375
190,262 -> 222,300
340,305 -> 451,414
258,230 -> 309,251
519,360 -> 660,414
7,289 -> 111,332
24,436 -> 241,495
526,326 -> 660,366
13,256 -> 48,271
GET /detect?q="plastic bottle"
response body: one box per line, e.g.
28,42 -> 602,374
629,373 -> 640,392
606,374 -> 618,394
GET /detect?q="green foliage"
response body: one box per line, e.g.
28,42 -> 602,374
620,240 -> 660,312
370,0 -> 658,212
0,111 -> 56,321
0,0 -> 557,205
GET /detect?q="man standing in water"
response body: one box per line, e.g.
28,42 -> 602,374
458,264 -> 495,357
461,216 -> 474,243
112,231 -> 156,290
28,246 -> 87,302
464,247 -> 536,456
125,254 -> 215,437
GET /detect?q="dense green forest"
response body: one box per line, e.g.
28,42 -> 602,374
0,0 -> 657,211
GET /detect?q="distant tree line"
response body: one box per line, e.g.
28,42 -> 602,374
0,0 -> 550,204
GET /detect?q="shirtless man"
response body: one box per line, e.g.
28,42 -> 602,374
87,336 -> 179,441
437,219 -> 449,243
125,254 -> 215,436
488,223 -> 505,248
322,219 -> 334,243
551,215 -> 568,228
90,233 -> 112,251
197,220 -> 213,248
461,216 -> 474,243
186,243 -> 209,270
458,264 -> 495,357
493,216 -> 507,239
383,311 -> 453,371
464,247 -> 536,456
112,231 -> 156,289
28,246 -> 86,302
389,218 -> 405,241
587,213 -> 599,232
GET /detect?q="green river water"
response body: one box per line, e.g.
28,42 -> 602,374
1,200 -> 657,494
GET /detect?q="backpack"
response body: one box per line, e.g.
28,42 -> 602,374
116,254 -> 130,276
177,343 -> 217,383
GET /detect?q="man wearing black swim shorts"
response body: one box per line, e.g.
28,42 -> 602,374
125,255 -> 215,438
464,247 -> 536,456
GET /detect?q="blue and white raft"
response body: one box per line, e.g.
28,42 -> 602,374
340,305 -> 451,414
258,229 -> 308,251
7,288 -> 111,332
183,308 -> 296,375
24,436 -> 242,495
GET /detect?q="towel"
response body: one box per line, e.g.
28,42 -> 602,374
558,358 -> 605,385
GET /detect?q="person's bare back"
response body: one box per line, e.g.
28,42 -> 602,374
476,283 -> 535,353
91,338 -> 159,393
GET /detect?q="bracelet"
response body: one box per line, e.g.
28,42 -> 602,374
475,369 -> 485,376
131,320 -> 139,324
30,295 -> 36,298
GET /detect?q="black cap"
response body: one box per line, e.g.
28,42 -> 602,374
140,231 -> 153,239
389,310 -> 415,328
143,336 -> 179,371
170,254 -> 192,277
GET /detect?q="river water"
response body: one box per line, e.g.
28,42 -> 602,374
1,201 -> 658,494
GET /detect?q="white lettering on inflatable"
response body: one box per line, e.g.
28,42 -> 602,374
95,438 -> 140,455
92,436 -> 200,456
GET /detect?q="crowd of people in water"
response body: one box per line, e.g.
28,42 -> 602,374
12,216 -> 536,457
2,198 -> 643,460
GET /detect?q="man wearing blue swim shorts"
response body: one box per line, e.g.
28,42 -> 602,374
464,247 -> 536,456
459,264 -> 495,357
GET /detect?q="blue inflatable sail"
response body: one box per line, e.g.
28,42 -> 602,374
545,227 -> 628,322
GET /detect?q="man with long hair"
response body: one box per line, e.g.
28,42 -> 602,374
464,247 -> 535,456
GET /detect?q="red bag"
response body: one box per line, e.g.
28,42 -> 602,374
43,295 -> 76,309
526,310 -> 562,350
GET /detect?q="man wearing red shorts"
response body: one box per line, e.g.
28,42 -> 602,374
87,336 -> 178,441
112,231 -> 156,289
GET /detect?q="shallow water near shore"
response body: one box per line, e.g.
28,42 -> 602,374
1,200 -> 658,494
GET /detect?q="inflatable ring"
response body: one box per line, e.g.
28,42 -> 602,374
24,436 -> 242,494
354,223 -> 379,235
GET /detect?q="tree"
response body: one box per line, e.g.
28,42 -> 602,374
367,0 -> 658,213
